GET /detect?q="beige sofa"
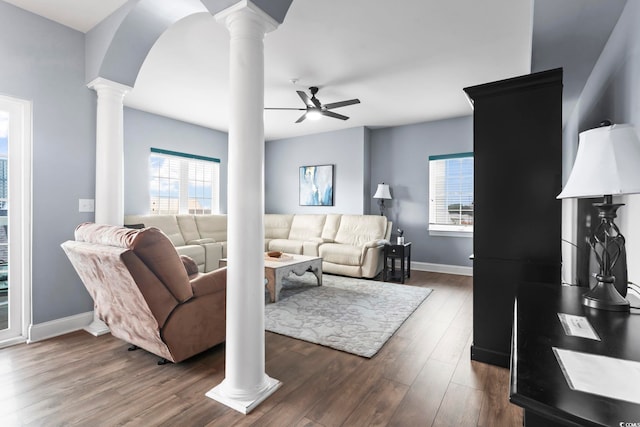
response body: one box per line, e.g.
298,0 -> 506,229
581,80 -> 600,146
124,214 -> 392,278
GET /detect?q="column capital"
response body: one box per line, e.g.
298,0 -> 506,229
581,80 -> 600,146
87,77 -> 132,98
215,0 -> 279,34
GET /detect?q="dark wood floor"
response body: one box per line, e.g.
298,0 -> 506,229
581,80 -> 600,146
0,271 -> 522,426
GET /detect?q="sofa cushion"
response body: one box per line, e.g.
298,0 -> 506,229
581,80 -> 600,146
176,245 -> 206,272
320,243 -> 362,266
177,215 -> 200,243
180,255 -> 199,277
129,228 -> 193,303
195,215 -> 228,242
265,214 -> 294,239
321,214 -> 342,242
124,214 -> 186,246
334,215 -> 387,247
288,214 -> 326,241
268,239 -> 303,254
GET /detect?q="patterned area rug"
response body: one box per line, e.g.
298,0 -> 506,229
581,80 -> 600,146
265,273 -> 432,358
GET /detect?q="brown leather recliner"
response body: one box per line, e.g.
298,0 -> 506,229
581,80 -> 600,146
61,222 -> 226,363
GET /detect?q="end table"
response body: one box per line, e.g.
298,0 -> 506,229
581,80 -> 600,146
383,242 -> 411,283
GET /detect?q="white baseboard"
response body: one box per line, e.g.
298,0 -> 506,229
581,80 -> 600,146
411,261 -> 472,277
28,311 -> 95,343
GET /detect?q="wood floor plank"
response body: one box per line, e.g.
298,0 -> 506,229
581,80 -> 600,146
432,382 -> 484,427
0,271 -> 523,426
477,365 -> 523,427
387,359 -> 456,427
341,377 -> 409,427
305,353 -> 384,426
450,335 -> 489,390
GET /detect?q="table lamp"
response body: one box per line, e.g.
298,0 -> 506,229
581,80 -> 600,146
373,183 -> 392,216
557,122 -> 640,311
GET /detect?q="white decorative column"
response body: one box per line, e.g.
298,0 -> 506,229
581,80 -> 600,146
206,3 -> 280,414
85,77 -> 131,336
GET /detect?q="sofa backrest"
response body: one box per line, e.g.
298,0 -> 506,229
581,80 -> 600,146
195,215 -> 228,242
176,215 -> 200,243
264,214 -> 294,239
334,215 -> 388,246
124,214 -> 186,247
74,222 -> 193,303
321,214 -> 342,241
288,214 -> 326,241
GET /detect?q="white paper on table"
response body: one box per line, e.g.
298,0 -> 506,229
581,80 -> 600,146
553,347 -> 640,405
557,313 -> 600,341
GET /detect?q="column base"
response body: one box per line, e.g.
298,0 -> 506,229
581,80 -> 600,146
206,376 -> 281,414
84,316 -> 110,336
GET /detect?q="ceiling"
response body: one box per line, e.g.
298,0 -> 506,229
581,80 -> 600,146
3,0 -> 627,140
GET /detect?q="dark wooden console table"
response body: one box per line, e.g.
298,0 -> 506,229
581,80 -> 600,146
510,282 -> 640,426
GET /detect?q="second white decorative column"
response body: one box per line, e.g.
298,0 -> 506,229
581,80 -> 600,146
206,3 -> 280,414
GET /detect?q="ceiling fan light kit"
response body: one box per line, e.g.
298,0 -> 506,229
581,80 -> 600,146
266,86 -> 360,123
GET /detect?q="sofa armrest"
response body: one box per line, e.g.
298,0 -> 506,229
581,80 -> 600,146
191,267 -> 227,297
362,239 -> 387,250
187,238 -> 216,245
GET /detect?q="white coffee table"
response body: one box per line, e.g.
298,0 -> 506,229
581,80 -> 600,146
219,254 -> 322,303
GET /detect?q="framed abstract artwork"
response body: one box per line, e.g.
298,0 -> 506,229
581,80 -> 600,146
299,164 -> 334,206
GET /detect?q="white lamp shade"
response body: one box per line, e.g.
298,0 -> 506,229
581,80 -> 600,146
373,183 -> 392,199
557,124 -> 640,199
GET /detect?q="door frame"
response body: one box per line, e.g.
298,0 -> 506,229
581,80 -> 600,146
0,93 -> 32,347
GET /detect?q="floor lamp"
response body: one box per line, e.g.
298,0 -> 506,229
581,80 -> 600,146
557,122 -> 640,311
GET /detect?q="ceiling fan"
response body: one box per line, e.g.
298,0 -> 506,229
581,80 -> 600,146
265,86 -> 360,123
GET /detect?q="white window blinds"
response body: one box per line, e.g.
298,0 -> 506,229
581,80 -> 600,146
429,153 -> 474,233
149,148 -> 220,215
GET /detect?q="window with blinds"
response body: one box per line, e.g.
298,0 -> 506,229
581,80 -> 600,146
149,148 -> 220,215
428,152 -> 474,233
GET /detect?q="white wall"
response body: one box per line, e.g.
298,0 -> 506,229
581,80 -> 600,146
0,2 -> 96,323
370,116 -> 474,267
265,127 -> 369,214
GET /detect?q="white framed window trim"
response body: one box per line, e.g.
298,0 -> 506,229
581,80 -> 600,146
428,152 -> 474,237
149,148 -> 220,215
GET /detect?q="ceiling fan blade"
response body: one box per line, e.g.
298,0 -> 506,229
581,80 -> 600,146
323,99 -> 361,110
297,91 -> 314,108
322,110 -> 349,121
264,107 -> 306,110
295,112 -> 307,123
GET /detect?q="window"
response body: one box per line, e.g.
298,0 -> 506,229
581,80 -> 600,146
429,152 -> 474,234
149,148 -> 220,215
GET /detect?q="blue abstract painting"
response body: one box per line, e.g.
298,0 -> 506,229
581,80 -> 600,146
299,164 -> 334,206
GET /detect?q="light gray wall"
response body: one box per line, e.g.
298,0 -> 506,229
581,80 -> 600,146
0,2 -> 96,323
563,0 -> 640,284
370,116 -> 474,267
265,127 -> 369,214
124,107 -> 229,215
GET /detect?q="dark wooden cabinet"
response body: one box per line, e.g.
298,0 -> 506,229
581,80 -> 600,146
463,69 -> 563,367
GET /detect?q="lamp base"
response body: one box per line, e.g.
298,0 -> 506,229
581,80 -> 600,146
582,278 -> 630,312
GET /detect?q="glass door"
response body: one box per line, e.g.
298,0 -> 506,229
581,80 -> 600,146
0,110 -> 8,333
0,95 -> 31,346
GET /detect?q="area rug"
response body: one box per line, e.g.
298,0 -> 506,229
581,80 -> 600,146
264,273 -> 432,358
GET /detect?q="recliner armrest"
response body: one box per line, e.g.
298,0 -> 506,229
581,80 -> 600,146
190,267 -> 227,297
362,239 -> 386,249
